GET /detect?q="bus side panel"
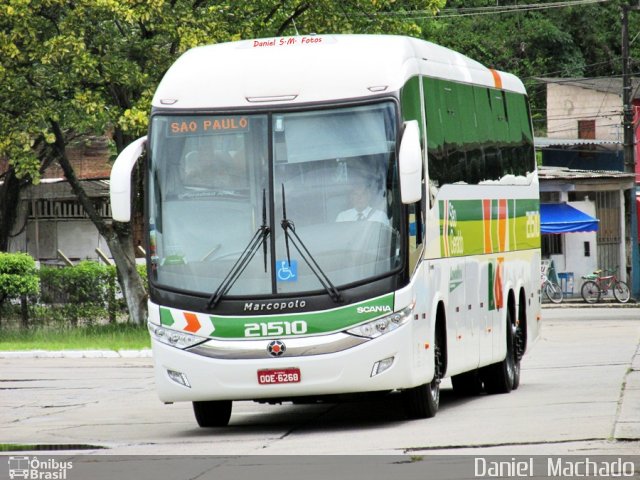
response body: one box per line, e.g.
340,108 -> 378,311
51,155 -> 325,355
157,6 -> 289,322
420,73 -> 541,376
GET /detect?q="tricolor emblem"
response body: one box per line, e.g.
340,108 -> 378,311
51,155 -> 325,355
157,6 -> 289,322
159,307 -> 215,337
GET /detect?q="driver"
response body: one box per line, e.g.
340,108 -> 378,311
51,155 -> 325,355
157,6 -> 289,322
336,176 -> 389,225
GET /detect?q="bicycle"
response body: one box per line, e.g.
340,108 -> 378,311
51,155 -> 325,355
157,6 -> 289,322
580,268 -> 631,304
541,274 -> 563,304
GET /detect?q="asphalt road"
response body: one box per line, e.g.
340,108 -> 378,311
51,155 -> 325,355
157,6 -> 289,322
1,307 -> 639,456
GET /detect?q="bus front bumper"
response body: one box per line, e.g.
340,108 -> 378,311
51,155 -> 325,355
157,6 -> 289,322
151,325 -> 432,403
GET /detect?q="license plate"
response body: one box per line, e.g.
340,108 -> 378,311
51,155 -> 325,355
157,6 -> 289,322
257,368 -> 301,385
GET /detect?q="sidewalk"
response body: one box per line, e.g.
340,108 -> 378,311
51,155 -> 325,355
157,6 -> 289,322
542,295 -> 640,308
0,348 -> 152,359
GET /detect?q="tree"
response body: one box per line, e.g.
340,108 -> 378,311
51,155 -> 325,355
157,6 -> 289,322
416,0 -> 640,134
0,0 -> 443,324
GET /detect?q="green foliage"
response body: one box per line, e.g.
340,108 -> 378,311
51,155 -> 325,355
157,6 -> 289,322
0,0 -> 444,182
38,261 -> 125,326
0,254 -> 146,328
0,252 -> 39,302
40,261 -> 107,303
137,263 -> 148,291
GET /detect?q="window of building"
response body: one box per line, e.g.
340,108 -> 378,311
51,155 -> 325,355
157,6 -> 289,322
542,234 -> 563,256
578,120 -> 596,139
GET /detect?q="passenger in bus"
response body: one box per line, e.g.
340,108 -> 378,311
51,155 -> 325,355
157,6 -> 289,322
336,177 -> 389,225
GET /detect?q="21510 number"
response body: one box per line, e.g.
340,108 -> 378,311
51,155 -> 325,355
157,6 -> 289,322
244,320 -> 308,337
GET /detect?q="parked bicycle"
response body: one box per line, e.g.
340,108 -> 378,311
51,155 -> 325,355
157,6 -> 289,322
541,274 -> 563,304
580,267 -> 631,304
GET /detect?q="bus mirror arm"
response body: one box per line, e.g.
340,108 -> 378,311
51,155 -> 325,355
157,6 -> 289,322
110,136 -> 147,222
398,120 -> 422,205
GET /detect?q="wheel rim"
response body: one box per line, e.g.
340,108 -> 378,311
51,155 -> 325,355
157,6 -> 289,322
431,343 -> 442,407
614,282 -> 630,303
582,281 -> 599,303
430,378 -> 440,406
514,321 -> 526,362
546,283 -> 563,303
506,323 -> 516,383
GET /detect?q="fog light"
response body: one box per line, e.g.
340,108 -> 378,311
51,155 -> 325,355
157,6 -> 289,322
167,369 -> 191,388
371,356 -> 394,377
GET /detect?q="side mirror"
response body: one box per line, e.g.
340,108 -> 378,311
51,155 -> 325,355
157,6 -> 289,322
398,120 -> 422,204
110,136 -> 147,222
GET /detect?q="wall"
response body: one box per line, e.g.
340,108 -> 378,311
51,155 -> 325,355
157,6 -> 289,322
547,83 -> 622,141
12,217 -> 111,262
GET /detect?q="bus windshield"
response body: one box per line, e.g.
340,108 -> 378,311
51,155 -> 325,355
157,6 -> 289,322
148,102 -> 402,299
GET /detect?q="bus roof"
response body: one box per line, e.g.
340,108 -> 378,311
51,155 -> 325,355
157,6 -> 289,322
152,34 -> 527,110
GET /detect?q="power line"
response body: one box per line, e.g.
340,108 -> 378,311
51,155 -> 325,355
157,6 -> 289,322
365,0 -> 611,20
533,110 -> 622,121
521,61 -> 621,81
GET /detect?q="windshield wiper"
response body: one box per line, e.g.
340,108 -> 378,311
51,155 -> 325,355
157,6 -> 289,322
280,184 -> 342,303
207,190 -> 270,309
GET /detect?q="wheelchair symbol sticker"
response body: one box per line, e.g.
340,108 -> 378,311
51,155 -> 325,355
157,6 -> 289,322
277,260 -> 298,282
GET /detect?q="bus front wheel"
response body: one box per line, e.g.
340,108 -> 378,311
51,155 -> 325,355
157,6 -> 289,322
193,400 -> 232,427
403,336 -> 442,419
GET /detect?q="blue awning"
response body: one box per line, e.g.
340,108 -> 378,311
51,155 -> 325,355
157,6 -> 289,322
540,203 -> 599,234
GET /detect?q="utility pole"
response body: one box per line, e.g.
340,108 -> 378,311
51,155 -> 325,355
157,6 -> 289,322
621,2 -> 640,296
622,4 -> 635,173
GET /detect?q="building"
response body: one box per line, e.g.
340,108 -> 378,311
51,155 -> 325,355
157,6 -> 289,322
538,166 -> 635,294
3,137 -> 116,264
537,77 -> 640,295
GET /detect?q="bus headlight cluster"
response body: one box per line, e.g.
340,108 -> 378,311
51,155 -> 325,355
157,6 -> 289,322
346,306 -> 413,339
148,322 -> 206,350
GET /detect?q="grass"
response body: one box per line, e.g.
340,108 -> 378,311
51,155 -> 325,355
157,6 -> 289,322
0,323 -> 150,351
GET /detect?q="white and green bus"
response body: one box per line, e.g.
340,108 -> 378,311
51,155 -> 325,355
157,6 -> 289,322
111,34 -> 541,427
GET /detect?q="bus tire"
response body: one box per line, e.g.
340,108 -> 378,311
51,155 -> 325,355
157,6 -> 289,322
403,329 -> 443,419
193,400 -> 232,427
451,370 -> 483,396
482,306 -> 518,394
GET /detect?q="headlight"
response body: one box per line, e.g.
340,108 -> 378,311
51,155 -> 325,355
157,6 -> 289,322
148,322 -> 207,349
346,305 -> 413,339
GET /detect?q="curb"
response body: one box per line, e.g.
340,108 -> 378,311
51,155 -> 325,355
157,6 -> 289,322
0,349 -> 152,359
542,300 -> 640,308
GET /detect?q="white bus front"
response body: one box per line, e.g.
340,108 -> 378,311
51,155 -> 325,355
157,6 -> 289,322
142,100 -> 427,425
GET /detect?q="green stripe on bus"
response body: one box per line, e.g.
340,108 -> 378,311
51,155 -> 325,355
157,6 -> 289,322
439,198 -> 540,257
158,293 -> 395,339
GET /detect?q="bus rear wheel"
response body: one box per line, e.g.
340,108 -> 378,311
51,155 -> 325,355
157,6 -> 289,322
482,308 -> 519,394
193,400 -> 232,427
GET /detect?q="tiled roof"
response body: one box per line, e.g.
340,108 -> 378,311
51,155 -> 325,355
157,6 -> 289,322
535,137 -> 621,148
539,165 -> 636,181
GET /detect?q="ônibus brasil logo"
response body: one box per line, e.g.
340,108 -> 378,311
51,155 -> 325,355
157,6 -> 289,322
8,456 -> 73,480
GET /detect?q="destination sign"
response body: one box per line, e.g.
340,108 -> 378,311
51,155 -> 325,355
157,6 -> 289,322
168,116 -> 249,136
